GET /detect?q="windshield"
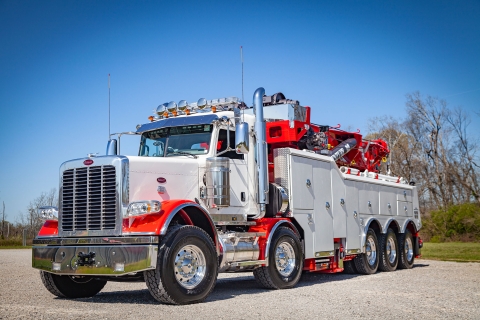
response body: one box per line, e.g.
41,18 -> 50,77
139,124 -> 213,157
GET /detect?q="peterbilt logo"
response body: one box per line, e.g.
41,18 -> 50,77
157,177 -> 167,183
84,159 -> 94,166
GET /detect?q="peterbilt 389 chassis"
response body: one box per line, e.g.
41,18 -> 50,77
32,87 -> 422,304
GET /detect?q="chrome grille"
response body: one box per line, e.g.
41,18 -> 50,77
61,165 -> 117,232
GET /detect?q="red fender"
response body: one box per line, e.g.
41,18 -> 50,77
123,200 -> 217,243
248,217 -> 298,261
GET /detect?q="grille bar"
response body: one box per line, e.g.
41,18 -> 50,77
62,165 -> 117,232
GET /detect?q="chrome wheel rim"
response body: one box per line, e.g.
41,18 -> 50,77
386,236 -> 397,264
275,241 -> 296,277
174,244 -> 206,289
366,236 -> 377,266
405,237 -> 414,262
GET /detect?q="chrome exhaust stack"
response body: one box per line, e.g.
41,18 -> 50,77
253,87 -> 269,216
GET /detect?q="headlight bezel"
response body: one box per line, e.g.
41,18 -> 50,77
38,206 -> 59,221
126,200 -> 161,217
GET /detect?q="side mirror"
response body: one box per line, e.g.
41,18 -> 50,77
235,122 -> 249,154
106,139 -> 118,155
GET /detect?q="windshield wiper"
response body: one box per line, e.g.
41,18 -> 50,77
167,151 -> 198,159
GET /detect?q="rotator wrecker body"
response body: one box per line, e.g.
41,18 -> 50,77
33,87 -> 422,304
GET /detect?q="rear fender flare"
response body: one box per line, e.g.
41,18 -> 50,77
360,218 -> 381,252
265,220 -> 301,262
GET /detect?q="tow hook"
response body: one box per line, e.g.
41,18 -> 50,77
77,251 -> 96,266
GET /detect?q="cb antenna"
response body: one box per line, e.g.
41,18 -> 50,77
108,73 -> 111,139
240,46 -> 244,104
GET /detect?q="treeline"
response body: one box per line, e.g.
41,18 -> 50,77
369,92 -> 479,241
0,189 -> 57,245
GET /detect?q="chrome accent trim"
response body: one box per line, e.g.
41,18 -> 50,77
214,221 -> 256,226
217,231 -> 265,272
174,244 -> 206,289
58,156 -> 129,237
315,251 -> 335,257
346,248 -> 362,254
275,241 -> 296,277
106,139 -> 118,155
229,260 -> 266,267
360,217 -> 380,253
400,218 -> 418,233
382,218 -> 400,234
205,157 -> 230,208
121,231 -> 157,236
264,220 -> 297,264
136,114 -> 219,133
33,236 -> 159,246
32,244 -> 157,275
235,122 -> 250,154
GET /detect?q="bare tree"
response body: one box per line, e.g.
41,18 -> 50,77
26,189 -> 58,238
368,92 -> 479,212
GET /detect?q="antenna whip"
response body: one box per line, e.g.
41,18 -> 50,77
240,46 -> 244,104
108,74 -> 111,139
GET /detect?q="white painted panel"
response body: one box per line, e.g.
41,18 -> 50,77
293,210 -> 316,259
397,201 -> 413,217
229,159 -> 248,207
397,188 -> 413,202
312,159 -> 334,252
290,156 -> 314,210
345,180 -> 361,250
380,186 -> 397,216
128,156 -> 199,202
331,165 -> 347,238
359,182 -> 379,214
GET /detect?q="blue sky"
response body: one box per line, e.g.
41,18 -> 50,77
1,0 -> 479,221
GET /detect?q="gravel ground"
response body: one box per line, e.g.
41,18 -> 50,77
0,249 -> 479,319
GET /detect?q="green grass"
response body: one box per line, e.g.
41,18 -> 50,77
420,242 -> 480,262
0,246 -> 31,249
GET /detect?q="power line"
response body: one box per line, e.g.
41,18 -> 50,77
442,87 -> 480,99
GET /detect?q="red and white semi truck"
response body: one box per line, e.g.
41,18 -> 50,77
33,87 -> 422,304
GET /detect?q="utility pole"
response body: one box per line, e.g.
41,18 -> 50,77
1,201 -> 4,240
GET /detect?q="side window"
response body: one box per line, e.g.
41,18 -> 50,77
218,129 -> 244,160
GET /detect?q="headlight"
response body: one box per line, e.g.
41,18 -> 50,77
38,206 -> 58,221
126,200 -> 161,217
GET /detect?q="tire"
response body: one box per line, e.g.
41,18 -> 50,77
40,271 -> 106,298
398,230 -> 415,269
145,225 -> 218,305
253,227 -> 303,289
343,260 -> 357,274
354,228 -> 379,275
379,228 -> 399,272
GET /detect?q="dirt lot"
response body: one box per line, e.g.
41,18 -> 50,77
0,249 -> 479,319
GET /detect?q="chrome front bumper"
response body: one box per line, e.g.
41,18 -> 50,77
32,236 -> 159,276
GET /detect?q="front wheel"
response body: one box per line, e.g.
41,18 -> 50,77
253,227 -> 303,289
354,228 -> 379,275
145,225 -> 218,305
40,272 -> 107,298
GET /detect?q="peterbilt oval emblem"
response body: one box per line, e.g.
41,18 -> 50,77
84,159 -> 94,166
157,177 -> 167,183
